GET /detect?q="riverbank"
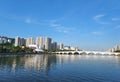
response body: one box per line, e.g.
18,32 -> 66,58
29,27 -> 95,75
0,51 -> 54,55
0,52 -> 34,55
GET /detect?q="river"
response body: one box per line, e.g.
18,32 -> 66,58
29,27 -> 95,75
0,54 -> 120,82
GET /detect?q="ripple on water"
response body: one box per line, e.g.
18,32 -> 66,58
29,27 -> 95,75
0,55 -> 120,82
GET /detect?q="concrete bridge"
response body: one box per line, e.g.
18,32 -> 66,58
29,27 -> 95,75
55,50 -> 120,56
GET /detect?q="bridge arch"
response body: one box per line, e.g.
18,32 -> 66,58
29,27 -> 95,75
88,52 -> 95,55
63,52 -> 67,54
60,52 -> 63,54
80,52 -> 87,55
74,52 -> 79,55
68,52 -> 72,55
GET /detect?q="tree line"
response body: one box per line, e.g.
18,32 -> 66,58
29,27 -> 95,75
0,43 -> 33,53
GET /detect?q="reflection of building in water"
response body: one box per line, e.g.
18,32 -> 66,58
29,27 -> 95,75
12,59 -> 17,73
57,55 -> 77,64
0,54 -> 57,74
43,55 -> 48,70
34,55 -> 44,70
23,55 -> 57,73
43,55 -> 57,74
57,55 -> 63,65
24,55 -> 44,71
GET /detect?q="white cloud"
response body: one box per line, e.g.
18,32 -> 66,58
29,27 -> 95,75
112,18 -> 120,21
0,14 -> 45,25
0,13 -> 76,33
55,27 -> 69,33
93,14 -> 105,20
98,21 -> 109,25
25,18 -> 32,24
50,23 -> 61,27
24,18 -> 48,25
49,22 -> 75,33
92,31 -> 103,35
93,14 -> 109,25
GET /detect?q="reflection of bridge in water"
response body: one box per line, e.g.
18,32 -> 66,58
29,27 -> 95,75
55,51 -> 120,56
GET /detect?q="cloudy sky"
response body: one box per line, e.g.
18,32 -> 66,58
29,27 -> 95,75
0,0 -> 120,50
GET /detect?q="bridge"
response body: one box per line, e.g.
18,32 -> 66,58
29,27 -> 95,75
54,50 -> 120,56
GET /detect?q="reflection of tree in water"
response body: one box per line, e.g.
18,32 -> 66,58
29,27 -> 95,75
0,55 -> 26,73
0,55 -> 20,67
43,54 -> 57,75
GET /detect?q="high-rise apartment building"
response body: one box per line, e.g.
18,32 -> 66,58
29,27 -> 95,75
26,37 -> 34,47
21,38 -> 26,46
36,37 -> 44,49
59,43 -> 64,50
45,37 -> 52,50
15,37 -> 21,46
15,36 -> 26,46
51,42 -> 57,50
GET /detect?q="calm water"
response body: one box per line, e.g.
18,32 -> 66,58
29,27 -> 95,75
0,54 -> 120,82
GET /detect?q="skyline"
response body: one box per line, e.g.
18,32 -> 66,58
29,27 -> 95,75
0,0 -> 120,50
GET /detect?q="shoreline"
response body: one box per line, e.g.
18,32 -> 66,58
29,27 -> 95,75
0,52 -> 54,55
0,52 -> 43,55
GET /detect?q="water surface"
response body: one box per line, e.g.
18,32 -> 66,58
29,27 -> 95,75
0,54 -> 120,82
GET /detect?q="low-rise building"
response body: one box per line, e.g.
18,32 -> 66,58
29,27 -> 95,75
64,46 -> 70,50
0,36 -> 14,44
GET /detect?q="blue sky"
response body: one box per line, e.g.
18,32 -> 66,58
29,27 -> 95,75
0,0 -> 120,50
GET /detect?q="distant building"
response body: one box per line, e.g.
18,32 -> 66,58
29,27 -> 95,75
114,45 -> 120,51
109,45 -> 120,52
26,37 -> 34,47
70,47 -> 76,50
45,37 -> 52,50
70,46 -> 79,51
15,36 -> 26,46
59,43 -> 64,50
21,38 -> 26,46
36,37 -> 44,49
51,42 -> 57,50
28,44 -> 37,49
15,37 -> 21,46
64,46 -> 70,50
0,36 -> 14,44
